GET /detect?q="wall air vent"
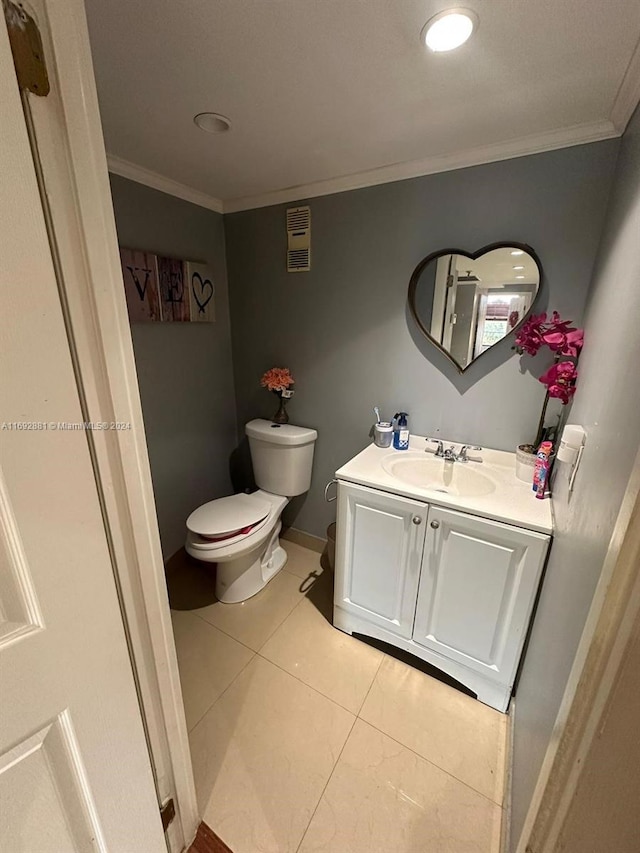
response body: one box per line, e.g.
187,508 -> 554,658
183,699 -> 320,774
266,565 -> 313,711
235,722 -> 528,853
286,206 -> 311,272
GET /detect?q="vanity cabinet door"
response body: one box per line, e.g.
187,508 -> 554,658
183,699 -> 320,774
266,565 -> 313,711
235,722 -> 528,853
335,482 -> 427,638
413,506 -> 549,689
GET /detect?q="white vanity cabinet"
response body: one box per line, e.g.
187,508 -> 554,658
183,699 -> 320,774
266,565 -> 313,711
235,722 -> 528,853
333,481 -> 550,711
334,483 -> 427,639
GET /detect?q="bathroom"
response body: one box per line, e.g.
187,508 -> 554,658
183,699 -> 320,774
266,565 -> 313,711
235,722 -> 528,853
107,80 -> 639,853
95,5 -> 640,852
1,2 -> 639,852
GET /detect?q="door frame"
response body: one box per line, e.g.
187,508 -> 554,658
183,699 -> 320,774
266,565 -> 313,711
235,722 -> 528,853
10,1 -> 199,849
515,447 -> 640,851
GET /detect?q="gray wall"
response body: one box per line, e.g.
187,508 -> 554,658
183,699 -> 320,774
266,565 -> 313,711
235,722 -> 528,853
510,108 -> 640,848
225,141 -> 618,538
109,175 -> 237,558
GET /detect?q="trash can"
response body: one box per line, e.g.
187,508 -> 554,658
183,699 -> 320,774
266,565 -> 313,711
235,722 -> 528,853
326,522 -> 336,573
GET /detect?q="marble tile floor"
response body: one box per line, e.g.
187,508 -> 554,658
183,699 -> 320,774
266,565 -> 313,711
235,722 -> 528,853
169,541 -> 507,853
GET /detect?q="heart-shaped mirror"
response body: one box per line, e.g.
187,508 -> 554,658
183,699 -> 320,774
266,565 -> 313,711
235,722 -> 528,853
408,242 -> 542,372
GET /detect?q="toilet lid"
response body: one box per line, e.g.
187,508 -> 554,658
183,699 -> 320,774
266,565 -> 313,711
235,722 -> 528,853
186,493 -> 272,538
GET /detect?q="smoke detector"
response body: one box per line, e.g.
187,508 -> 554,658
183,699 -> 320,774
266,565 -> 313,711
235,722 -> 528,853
193,112 -> 232,133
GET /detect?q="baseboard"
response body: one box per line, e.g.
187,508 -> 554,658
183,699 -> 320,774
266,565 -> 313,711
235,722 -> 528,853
501,698 -> 515,853
281,526 -> 326,554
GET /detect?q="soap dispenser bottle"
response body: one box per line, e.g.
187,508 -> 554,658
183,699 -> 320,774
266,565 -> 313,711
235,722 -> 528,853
393,412 -> 410,450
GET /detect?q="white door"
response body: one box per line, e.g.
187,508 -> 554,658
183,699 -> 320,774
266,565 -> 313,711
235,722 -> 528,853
441,258 -> 459,351
413,506 -> 549,689
335,482 -> 427,638
0,17 -> 167,853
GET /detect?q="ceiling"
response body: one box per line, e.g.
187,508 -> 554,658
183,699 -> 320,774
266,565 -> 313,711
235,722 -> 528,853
453,249 -> 539,288
85,0 -> 640,212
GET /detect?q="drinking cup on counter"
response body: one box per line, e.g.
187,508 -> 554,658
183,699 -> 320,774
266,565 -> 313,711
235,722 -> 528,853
374,421 -> 393,448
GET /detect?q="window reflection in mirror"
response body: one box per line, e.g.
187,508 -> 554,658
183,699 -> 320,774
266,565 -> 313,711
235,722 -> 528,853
409,245 -> 541,371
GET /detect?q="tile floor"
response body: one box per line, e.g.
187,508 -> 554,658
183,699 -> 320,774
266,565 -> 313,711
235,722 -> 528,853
170,541 -> 507,853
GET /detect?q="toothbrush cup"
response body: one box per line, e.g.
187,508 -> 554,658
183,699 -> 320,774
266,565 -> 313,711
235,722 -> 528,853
373,421 -> 393,448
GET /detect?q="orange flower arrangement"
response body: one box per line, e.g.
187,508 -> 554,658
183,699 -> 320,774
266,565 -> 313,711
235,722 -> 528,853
260,367 -> 295,393
261,367 -> 295,423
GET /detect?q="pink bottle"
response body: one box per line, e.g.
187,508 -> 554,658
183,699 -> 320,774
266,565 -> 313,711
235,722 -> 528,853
533,441 -> 553,493
536,456 -> 551,499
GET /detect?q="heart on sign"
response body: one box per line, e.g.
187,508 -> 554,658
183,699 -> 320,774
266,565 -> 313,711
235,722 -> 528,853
191,272 -> 214,313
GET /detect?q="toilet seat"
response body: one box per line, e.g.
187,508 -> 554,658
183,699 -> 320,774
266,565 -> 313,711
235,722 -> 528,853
187,492 -> 272,539
186,491 -> 288,557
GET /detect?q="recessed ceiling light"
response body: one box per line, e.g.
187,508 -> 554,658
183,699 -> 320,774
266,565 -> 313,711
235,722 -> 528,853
513,265 -> 525,270
510,249 -> 525,256
194,112 -> 232,134
421,9 -> 478,52
516,275 -> 525,279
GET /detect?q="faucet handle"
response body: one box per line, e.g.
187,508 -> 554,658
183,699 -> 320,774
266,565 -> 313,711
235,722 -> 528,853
426,438 -> 444,455
460,445 -> 484,463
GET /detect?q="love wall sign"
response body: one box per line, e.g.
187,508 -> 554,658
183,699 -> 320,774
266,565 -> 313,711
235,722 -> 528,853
120,248 -> 215,323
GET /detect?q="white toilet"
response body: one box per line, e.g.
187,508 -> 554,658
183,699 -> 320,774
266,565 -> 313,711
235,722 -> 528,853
185,418 -> 318,603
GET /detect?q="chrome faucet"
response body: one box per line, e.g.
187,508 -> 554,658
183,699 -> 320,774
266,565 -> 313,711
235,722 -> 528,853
457,445 -> 484,463
426,439 -> 483,463
426,438 -> 456,460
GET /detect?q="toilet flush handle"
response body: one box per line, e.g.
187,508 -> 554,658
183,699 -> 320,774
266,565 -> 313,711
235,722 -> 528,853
324,479 -> 338,502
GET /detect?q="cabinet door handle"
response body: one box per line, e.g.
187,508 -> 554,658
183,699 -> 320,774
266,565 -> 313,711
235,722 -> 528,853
430,520 -> 440,529
412,516 -> 422,525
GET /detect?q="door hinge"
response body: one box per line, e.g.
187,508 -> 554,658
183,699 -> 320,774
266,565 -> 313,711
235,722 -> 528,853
3,0 -> 50,96
160,797 -> 175,832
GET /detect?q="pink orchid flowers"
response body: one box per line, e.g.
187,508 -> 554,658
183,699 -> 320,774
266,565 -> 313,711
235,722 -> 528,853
515,310 -> 584,448
514,311 -> 584,358
514,311 -> 584,406
538,361 -> 578,404
540,312 -> 584,357
514,312 -> 547,356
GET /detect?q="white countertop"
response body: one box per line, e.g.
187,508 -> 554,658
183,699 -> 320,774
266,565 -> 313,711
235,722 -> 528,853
335,434 -> 553,535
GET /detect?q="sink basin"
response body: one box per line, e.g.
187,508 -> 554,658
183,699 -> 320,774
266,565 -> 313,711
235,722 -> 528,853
382,452 -> 496,497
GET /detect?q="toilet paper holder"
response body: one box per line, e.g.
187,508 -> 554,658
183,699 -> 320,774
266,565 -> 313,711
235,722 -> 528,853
557,424 -> 585,492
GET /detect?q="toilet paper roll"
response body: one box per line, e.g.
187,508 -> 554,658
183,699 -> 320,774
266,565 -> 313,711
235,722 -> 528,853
561,424 -> 585,449
557,442 -> 579,464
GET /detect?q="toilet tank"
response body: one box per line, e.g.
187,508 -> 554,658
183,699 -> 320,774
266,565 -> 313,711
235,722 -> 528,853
246,419 -> 318,497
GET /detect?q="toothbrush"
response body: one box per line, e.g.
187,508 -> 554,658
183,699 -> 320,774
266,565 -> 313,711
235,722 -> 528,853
373,406 -> 382,424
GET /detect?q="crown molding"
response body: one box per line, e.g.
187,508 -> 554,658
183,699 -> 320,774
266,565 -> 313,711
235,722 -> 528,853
223,119 -> 619,213
106,154 -> 224,213
610,35 -> 640,133
107,119 -> 620,217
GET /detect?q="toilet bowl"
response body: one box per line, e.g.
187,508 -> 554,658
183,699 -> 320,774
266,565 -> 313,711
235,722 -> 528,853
185,419 -> 317,603
186,489 -> 289,603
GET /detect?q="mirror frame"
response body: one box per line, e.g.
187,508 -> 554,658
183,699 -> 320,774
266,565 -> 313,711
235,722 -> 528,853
407,241 -> 543,373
